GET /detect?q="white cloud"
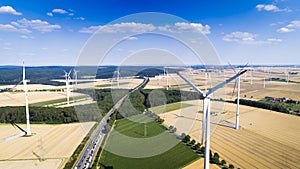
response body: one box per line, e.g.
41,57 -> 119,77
174,22 -> 211,34
223,31 -> 281,45
20,35 -> 34,39
267,38 -> 282,43
0,24 -> 31,33
47,12 -> 53,17
287,20 -> 300,28
277,27 -> 294,33
0,6 -> 22,15
277,20 -> 300,33
125,36 -> 138,40
12,18 -> 61,33
74,17 -> 85,21
256,4 -> 291,12
223,32 -> 255,42
79,22 -> 155,34
157,25 -> 174,32
52,8 -> 68,14
69,13 -> 74,16
79,22 -> 211,35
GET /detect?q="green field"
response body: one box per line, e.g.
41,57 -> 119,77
150,102 -> 193,114
31,95 -> 88,107
99,116 -> 200,169
114,115 -> 166,138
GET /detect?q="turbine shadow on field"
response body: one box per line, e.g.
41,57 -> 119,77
32,151 -> 41,160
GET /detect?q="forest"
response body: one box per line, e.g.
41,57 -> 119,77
0,88 -> 200,124
0,66 -> 180,86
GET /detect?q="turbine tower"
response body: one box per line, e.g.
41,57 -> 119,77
64,70 -> 72,105
285,68 -> 289,83
235,76 -> 241,130
177,69 -> 247,169
228,63 -> 247,130
73,69 -> 79,89
23,61 -> 31,135
165,67 -> 169,90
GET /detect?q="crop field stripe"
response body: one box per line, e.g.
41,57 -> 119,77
210,127 -> 300,168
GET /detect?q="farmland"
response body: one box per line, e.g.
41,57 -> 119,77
99,116 -> 200,169
0,123 -> 94,169
161,100 -> 300,169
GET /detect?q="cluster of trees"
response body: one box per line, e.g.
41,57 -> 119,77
141,89 -> 200,108
178,133 -> 238,169
0,104 -> 104,124
168,125 -> 177,133
237,99 -> 289,114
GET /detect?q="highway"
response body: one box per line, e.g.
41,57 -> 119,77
75,77 -> 149,169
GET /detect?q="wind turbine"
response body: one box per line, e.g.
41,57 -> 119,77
73,69 -> 79,89
205,71 -> 208,92
64,70 -> 72,105
113,70 -> 120,88
2,61 -> 31,142
229,63 -> 248,130
23,61 -> 31,135
177,69 -> 247,169
165,67 -> 169,90
285,68 -> 289,83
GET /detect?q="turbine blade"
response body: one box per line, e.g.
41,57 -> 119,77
176,72 -> 205,97
232,79 -> 238,96
237,62 -> 249,73
228,62 -> 237,73
207,70 -> 247,96
23,60 -> 25,81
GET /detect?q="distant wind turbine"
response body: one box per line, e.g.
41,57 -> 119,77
64,70 -> 72,105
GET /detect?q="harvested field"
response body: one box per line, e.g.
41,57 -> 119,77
0,159 -> 63,169
160,100 -> 300,169
0,122 -> 94,168
0,91 -> 85,107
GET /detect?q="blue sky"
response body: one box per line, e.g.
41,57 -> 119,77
0,0 -> 299,66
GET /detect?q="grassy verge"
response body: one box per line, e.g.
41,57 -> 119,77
150,102 -> 193,114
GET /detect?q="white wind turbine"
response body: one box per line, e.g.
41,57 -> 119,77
116,70 -> 120,88
23,61 -> 31,135
285,68 -> 289,83
228,63 -> 247,130
177,69 -> 247,169
64,70 -> 72,105
164,67 -> 169,90
73,69 -> 79,89
2,61 -> 31,142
